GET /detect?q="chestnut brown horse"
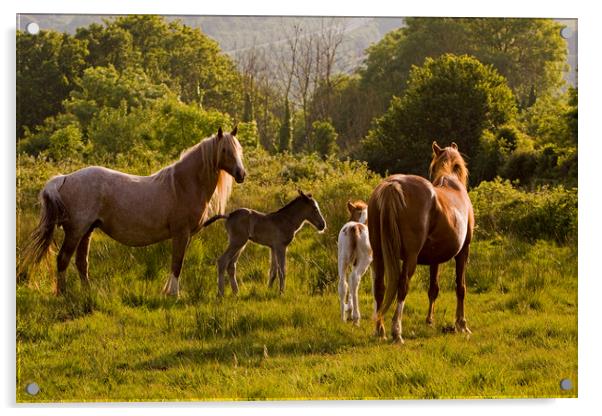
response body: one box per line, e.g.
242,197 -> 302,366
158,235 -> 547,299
368,141 -> 474,343
20,127 -> 245,296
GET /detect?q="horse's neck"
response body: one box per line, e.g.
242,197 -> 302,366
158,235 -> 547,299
275,202 -> 306,233
433,174 -> 464,191
172,154 -> 219,206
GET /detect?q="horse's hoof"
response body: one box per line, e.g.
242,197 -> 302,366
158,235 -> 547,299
352,318 -> 360,327
373,330 -> 386,340
392,335 -> 405,344
455,321 -> 472,335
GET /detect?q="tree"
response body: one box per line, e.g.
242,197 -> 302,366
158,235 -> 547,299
242,92 -> 254,122
360,54 -> 517,177
278,98 -> 293,152
310,119 -> 339,158
361,18 -> 567,112
48,124 -> 85,161
17,30 -> 88,138
64,66 -> 172,130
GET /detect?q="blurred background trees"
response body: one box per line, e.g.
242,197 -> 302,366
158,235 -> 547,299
17,15 -> 577,188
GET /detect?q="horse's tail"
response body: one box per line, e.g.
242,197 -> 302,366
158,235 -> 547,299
202,214 -> 228,228
18,176 -> 68,278
375,180 -> 406,320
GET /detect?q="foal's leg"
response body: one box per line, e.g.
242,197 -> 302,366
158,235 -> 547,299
55,229 -> 83,295
454,244 -> 472,334
391,255 -> 416,344
268,249 -> 278,289
163,232 -> 190,297
226,243 -> 246,295
337,255 -> 349,322
426,263 -> 440,325
217,238 -> 245,297
275,246 -> 287,294
350,254 -> 372,326
75,228 -> 94,288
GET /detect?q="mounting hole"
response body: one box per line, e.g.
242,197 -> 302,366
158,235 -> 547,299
560,26 -> 573,39
560,378 -> 573,391
25,382 -> 40,395
26,22 -> 40,35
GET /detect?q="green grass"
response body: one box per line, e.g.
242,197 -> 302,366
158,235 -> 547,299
16,231 -> 577,402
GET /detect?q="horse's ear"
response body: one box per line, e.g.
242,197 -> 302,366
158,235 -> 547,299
217,127 -> 223,139
297,189 -> 305,198
450,142 -> 458,150
231,125 -> 237,136
347,200 -> 355,212
432,141 -> 442,156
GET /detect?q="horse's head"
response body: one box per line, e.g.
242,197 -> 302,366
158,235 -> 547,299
298,189 -> 327,232
347,200 -> 368,224
216,126 -> 246,183
429,141 -> 468,187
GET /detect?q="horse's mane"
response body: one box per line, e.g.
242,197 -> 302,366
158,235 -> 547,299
160,133 -> 239,216
429,147 -> 469,188
273,195 -> 308,214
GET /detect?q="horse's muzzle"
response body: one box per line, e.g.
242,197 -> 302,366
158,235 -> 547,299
235,169 -> 246,183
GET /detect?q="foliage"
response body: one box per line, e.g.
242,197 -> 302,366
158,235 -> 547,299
360,54 -> 516,177
48,124 -> 85,161
470,178 -> 577,243
520,87 -> 578,148
360,18 -> 567,111
64,65 -> 172,130
309,119 -> 339,158
152,98 -> 231,157
278,99 -> 293,153
236,121 -> 259,149
17,30 -> 88,137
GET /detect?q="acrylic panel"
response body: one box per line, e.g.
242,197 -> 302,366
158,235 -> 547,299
16,14 -> 578,402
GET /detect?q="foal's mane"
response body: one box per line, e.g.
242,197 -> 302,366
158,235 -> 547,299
429,147 -> 469,188
273,195 -> 307,214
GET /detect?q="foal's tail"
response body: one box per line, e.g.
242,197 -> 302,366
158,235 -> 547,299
18,176 -> 68,278
202,214 -> 228,228
373,179 -> 406,320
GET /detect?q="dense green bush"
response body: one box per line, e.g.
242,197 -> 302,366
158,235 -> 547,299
470,178 -> 577,243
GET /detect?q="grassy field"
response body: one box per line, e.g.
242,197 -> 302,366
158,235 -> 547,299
16,230 -> 577,402
15,153 -> 578,402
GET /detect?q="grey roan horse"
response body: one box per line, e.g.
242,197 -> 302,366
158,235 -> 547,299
203,190 -> 326,296
20,127 -> 245,296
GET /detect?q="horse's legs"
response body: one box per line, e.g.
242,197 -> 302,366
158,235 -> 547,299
372,254 -> 386,339
337,255 -> 349,322
268,248 -> 278,289
75,228 -> 94,288
55,230 -> 82,295
163,232 -> 190,297
217,239 -> 244,297
426,263 -> 440,325
226,243 -> 246,295
391,255 -> 416,344
454,244 -> 472,334
350,255 -> 371,326
275,246 -> 287,294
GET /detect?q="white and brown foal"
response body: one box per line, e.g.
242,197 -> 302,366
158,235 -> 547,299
337,200 -> 372,326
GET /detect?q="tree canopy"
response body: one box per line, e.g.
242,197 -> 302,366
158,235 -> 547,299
360,54 -> 517,177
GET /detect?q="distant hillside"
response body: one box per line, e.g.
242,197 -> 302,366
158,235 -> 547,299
17,14 -> 404,74
17,14 -> 576,84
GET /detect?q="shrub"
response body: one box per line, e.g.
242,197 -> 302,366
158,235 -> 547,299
48,123 -> 85,161
470,178 -> 577,243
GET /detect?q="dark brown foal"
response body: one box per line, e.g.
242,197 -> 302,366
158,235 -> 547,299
203,190 -> 326,297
